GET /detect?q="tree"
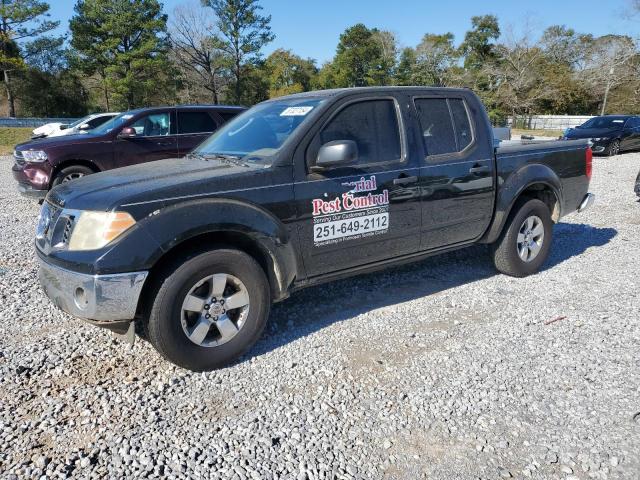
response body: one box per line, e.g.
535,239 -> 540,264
263,48 -> 316,97
70,0 -> 173,111
330,24 -> 395,87
0,0 -> 58,117
23,35 -> 66,73
395,47 -> 417,86
580,35 -> 638,114
169,1 -> 230,104
372,29 -> 397,84
456,15 -> 501,117
412,33 -> 459,86
203,0 -> 274,104
14,34 -> 90,117
15,68 -> 89,117
540,25 -> 593,68
490,29 -> 552,118
460,15 -> 500,69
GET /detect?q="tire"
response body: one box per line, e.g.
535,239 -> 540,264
491,198 -> 553,277
52,165 -> 94,187
145,249 -> 270,371
605,139 -> 620,157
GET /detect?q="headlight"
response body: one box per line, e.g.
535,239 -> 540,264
22,150 -> 48,162
68,211 -> 136,251
591,137 -> 609,142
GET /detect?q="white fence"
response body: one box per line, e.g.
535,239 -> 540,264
508,115 -> 594,131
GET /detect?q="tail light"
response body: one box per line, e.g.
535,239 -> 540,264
585,147 -> 592,180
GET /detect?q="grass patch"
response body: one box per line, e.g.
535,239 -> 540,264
512,128 -> 564,138
0,127 -> 33,155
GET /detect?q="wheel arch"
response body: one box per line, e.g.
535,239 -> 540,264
133,199 -> 301,317
481,164 -> 562,244
49,159 -> 101,187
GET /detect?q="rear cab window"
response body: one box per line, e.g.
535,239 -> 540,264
414,97 -> 475,160
178,111 -> 218,135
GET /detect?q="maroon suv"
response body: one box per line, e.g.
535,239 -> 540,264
12,105 -> 245,198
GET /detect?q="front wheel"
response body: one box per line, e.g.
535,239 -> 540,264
145,249 -> 271,371
491,198 -> 553,277
52,165 -> 94,187
605,139 -> 620,157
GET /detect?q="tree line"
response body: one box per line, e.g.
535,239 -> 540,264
1,0 -> 639,124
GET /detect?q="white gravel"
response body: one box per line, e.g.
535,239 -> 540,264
0,153 -> 639,479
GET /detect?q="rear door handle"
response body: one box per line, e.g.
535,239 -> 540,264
393,176 -> 418,185
469,165 -> 490,174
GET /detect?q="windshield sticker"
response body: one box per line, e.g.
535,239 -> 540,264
280,106 -> 314,117
122,114 -> 134,120
612,120 -> 624,123
312,175 -> 389,246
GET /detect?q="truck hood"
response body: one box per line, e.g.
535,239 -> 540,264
565,127 -> 621,139
16,132 -> 106,151
47,156 -> 271,213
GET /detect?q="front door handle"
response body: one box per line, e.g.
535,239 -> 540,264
393,176 -> 418,185
469,165 -> 490,175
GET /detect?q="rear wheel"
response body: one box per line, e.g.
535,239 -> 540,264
52,165 -> 94,187
491,198 -> 553,277
606,139 -> 620,157
145,249 -> 270,371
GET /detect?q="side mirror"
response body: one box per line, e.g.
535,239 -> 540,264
313,140 -> 358,171
118,127 -> 137,139
78,123 -> 91,131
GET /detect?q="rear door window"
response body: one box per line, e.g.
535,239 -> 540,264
414,98 -> 474,157
218,111 -> 241,123
318,99 -> 402,166
449,99 -> 473,151
178,111 -> 217,134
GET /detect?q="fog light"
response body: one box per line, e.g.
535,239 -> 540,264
74,287 -> 88,310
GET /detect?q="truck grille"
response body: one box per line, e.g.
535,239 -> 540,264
36,202 -> 76,253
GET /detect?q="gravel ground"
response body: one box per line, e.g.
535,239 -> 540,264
0,153 -> 639,480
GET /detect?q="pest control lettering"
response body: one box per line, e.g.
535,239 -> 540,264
312,176 -> 389,246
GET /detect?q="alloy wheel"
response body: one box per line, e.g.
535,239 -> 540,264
611,140 -> 620,156
516,215 -> 545,262
61,172 -> 86,183
180,273 -> 250,347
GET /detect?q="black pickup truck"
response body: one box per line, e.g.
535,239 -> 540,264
36,87 -> 594,371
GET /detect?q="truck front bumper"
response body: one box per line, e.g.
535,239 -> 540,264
38,256 -> 148,332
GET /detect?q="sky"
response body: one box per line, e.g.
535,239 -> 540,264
49,0 -> 639,64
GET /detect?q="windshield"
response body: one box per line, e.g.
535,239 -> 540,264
578,117 -> 627,129
194,97 -> 325,162
91,112 -> 136,135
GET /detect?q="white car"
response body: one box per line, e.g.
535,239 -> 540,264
32,113 -> 120,139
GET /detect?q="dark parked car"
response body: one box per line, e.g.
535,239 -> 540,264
564,115 -> 640,156
36,87 -> 593,371
12,105 -> 245,198
635,169 -> 640,198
